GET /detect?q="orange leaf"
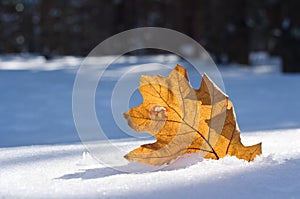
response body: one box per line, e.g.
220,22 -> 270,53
124,65 -> 262,165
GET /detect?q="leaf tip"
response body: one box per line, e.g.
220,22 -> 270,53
174,64 -> 188,78
201,73 -> 228,98
123,111 -> 129,120
139,74 -> 148,82
124,153 -> 129,160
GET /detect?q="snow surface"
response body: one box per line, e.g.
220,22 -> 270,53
0,55 -> 300,198
1,130 -> 300,198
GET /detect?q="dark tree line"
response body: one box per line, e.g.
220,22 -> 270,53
1,0 -> 300,72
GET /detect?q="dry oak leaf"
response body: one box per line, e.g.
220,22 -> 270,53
124,65 -> 262,166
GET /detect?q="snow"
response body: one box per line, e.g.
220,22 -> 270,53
0,55 -> 300,198
1,130 -> 300,198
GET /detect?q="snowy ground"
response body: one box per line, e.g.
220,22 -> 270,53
0,55 -> 300,198
1,130 -> 300,198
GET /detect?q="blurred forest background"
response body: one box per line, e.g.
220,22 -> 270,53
1,0 -> 300,72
